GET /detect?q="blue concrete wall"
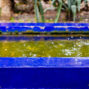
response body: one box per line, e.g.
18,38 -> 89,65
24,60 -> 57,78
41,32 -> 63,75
0,57 -> 89,88
0,23 -> 89,32
0,57 -> 89,68
0,23 -> 89,88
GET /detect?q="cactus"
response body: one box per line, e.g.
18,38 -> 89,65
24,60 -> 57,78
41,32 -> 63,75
54,0 -> 63,23
52,0 -> 88,21
34,0 -> 45,22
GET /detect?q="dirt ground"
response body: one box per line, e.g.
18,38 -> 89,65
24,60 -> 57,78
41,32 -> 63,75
0,9 -> 89,23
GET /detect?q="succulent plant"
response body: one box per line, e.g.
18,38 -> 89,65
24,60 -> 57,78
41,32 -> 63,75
34,0 -> 45,22
34,0 -> 89,22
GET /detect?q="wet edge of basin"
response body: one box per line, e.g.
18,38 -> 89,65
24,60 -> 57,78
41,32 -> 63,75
0,35 -> 89,41
0,57 -> 89,68
0,23 -> 89,32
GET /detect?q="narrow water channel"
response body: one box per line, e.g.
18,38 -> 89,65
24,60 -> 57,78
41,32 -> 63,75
0,35 -> 89,57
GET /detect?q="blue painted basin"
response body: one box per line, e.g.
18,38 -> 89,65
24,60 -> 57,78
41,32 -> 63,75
0,57 -> 89,88
0,23 -> 89,88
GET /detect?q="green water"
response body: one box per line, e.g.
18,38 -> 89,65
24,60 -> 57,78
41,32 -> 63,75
0,39 -> 89,57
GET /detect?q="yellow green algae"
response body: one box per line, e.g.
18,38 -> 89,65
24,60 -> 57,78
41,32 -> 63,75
0,39 -> 89,57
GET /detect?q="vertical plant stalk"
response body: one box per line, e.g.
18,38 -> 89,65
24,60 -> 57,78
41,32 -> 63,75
71,5 -> 77,21
55,0 -> 62,23
38,0 -> 45,22
76,0 -> 81,12
68,0 -> 71,9
34,0 -> 40,22
67,0 -> 72,20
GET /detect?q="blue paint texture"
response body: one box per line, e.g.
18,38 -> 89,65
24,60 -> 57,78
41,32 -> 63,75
0,57 -> 89,68
0,57 -> 89,88
0,23 -> 89,88
0,23 -> 89,32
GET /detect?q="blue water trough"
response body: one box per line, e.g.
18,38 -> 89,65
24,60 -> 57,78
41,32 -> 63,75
0,57 -> 89,88
0,23 -> 89,89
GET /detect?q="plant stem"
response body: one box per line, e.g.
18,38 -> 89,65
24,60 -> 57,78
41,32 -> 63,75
34,0 -> 40,22
38,0 -> 45,22
55,1 -> 62,23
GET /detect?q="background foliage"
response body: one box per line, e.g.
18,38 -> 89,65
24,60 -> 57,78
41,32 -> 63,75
0,0 -> 89,22
35,0 -> 89,22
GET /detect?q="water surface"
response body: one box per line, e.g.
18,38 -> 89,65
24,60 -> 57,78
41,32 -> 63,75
0,35 -> 89,57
